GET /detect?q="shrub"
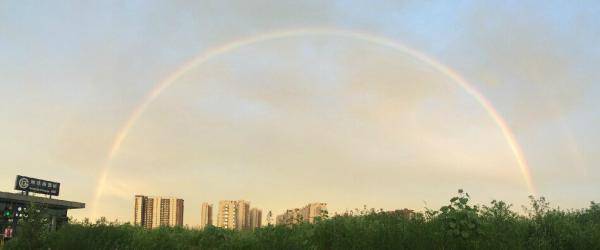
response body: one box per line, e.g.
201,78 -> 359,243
4,190 -> 599,250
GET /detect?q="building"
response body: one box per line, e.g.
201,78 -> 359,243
276,208 -> 301,225
301,202 -> 328,223
1,191 -> 84,232
216,200 -> 252,230
216,200 -> 236,230
216,200 -> 249,230
134,195 -> 184,228
134,195 -> 147,228
277,202 -> 327,225
249,208 -> 262,229
200,202 -> 213,229
236,200 -> 250,230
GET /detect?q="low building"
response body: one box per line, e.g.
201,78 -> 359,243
0,191 -> 85,231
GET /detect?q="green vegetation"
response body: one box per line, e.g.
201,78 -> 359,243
4,190 -> 600,249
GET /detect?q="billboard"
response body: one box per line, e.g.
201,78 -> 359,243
14,175 -> 60,196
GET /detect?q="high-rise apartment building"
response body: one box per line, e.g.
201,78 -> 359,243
301,202 -> 328,223
134,195 -> 148,228
237,200 -> 250,230
249,208 -> 262,230
216,200 -> 251,230
216,200 -> 237,229
276,202 -> 327,225
200,202 -> 213,229
276,208 -> 301,225
134,195 -> 184,228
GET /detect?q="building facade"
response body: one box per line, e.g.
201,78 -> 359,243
134,195 -> 147,228
276,202 -> 327,225
216,200 -> 252,230
134,195 -> 184,228
236,200 -> 250,230
301,202 -> 328,223
276,208 -> 301,225
1,191 -> 85,232
200,202 -> 213,229
249,208 -> 262,230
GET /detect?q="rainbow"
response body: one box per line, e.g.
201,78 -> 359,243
91,28 -> 536,218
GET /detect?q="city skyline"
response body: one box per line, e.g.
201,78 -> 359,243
1,1 -> 599,227
134,197 -> 325,228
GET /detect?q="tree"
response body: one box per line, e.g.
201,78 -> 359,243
266,210 -> 273,226
4,203 -> 51,249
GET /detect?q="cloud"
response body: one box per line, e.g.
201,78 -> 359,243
458,2 -> 599,128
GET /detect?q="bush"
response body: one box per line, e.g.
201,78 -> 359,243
4,190 -> 599,250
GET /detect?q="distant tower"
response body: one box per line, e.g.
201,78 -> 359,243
276,202 -> 327,226
302,202 -> 327,223
249,208 -> 262,229
200,202 -> 213,229
134,195 -> 148,227
216,200 -> 251,230
134,195 -> 184,228
236,200 -> 250,230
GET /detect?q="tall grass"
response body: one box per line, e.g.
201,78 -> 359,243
5,190 -> 600,249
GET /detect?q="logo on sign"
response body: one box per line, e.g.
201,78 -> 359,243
18,177 -> 29,189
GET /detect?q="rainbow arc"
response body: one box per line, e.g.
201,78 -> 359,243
91,28 -> 536,218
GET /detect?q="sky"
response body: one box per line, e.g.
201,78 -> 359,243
1,1 -> 599,227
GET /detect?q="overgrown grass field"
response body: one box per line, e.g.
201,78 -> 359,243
5,191 -> 600,249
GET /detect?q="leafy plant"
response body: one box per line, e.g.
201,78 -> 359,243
4,191 -> 600,250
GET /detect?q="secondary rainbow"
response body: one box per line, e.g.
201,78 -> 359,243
91,28 -> 536,218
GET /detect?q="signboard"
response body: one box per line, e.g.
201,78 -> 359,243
14,175 -> 60,196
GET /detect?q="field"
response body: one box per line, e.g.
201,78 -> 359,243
4,190 -> 600,249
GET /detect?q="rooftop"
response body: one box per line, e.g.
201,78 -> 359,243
0,191 -> 85,209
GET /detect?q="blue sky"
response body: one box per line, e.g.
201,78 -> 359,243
1,1 -> 599,226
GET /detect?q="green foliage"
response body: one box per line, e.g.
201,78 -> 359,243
3,203 -> 51,249
438,189 -> 481,246
4,190 -> 600,250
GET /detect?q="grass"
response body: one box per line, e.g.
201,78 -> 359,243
4,190 -> 600,249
